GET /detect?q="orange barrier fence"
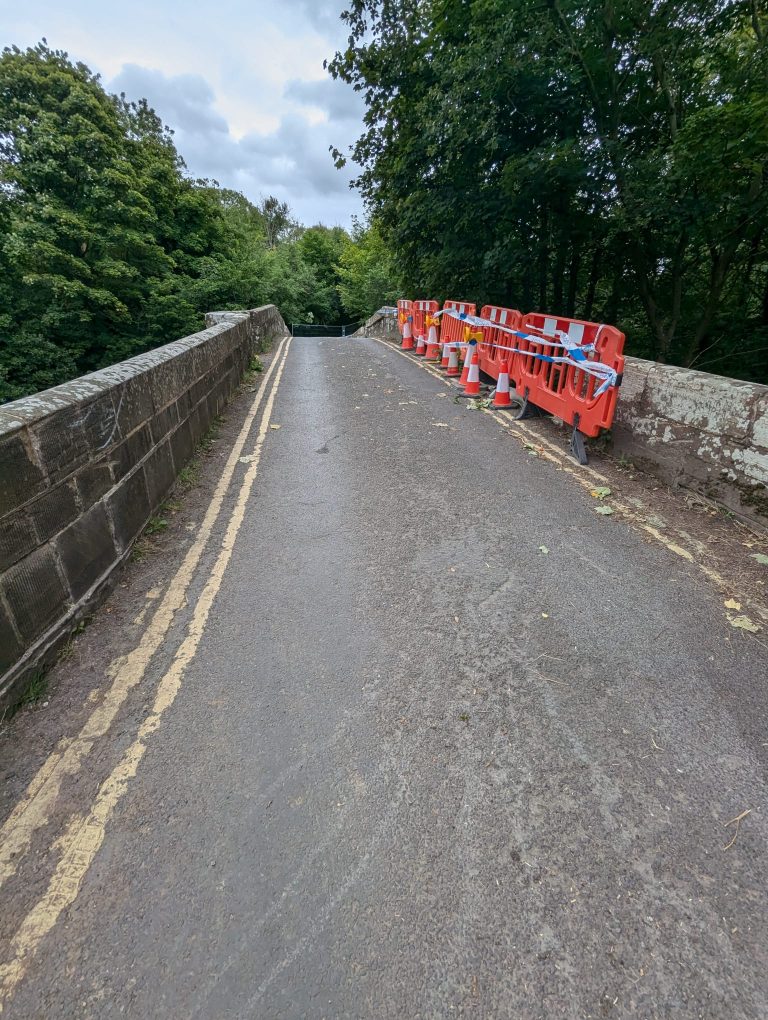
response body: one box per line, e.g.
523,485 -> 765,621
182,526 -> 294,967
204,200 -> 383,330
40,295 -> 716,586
477,305 -> 522,380
393,296 -> 626,463
412,300 -> 439,342
439,300 -> 476,349
397,299 -> 412,335
512,313 -> 625,449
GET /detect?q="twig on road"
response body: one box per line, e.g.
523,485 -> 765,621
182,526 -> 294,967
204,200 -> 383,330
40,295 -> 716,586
723,809 -> 751,850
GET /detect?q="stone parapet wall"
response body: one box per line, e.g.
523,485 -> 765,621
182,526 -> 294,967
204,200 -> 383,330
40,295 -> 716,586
612,358 -> 767,524
0,305 -> 287,712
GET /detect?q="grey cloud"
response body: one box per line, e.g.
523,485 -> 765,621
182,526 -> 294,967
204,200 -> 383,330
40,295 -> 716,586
285,76 -> 364,122
278,0 -> 347,33
111,65 -> 229,138
107,64 -> 361,223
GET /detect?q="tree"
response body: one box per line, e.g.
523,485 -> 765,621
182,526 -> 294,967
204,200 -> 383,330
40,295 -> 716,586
329,0 -> 768,382
259,195 -> 300,248
336,220 -> 399,320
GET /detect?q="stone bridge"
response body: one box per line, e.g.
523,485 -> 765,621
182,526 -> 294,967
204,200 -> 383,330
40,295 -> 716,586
0,307 -> 766,1018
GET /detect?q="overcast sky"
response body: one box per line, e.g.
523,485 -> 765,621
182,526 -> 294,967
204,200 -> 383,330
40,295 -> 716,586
0,0 -> 366,227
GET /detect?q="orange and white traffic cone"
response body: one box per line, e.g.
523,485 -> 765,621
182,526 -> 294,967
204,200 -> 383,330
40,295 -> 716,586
401,317 -> 414,350
446,343 -> 460,377
425,317 -> 440,360
440,340 -> 451,368
463,348 -> 481,396
493,358 -> 513,407
459,340 -> 474,385
414,330 -> 426,356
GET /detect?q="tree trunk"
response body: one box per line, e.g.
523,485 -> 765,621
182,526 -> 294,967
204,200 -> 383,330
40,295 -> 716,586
566,246 -> 581,317
538,206 -> 549,310
583,247 -> 601,320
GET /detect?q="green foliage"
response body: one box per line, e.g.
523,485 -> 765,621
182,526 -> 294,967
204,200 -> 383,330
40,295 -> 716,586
330,0 -> 768,382
0,43 -> 400,401
336,220 -> 400,320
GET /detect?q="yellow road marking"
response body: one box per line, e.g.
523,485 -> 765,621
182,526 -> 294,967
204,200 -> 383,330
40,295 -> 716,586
373,336 -> 767,626
0,337 -> 290,894
0,337 -> 292,1012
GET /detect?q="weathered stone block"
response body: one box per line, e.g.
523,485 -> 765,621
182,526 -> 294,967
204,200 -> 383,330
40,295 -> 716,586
0,599 -> 23,676
0,512 -> 38,573
107,467 -> 151,552
143,439 -> 176,508
74,461 -> 114,509
79,392 -> 121,454
3,546 -> 70,643
33,405 -> 91,482
27,480 -> 80,544
0,429 -> 45,517
116,375 -> 155,437
169,418 -> 195,472
111,424 -> 152,482
55,502 -> 117,601
150,402 -> 180,445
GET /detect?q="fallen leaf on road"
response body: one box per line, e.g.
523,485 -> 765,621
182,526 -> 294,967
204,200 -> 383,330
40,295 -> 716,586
595,505 -> 614,515
541,612 -> 549,618
539,545 -> 549,555
728,614 -> 761,633
724,598 -> 741,610
591,486 -> 612,499
269,424 -> 281,430
752,553 -> 768,566
431,422 -> 449,427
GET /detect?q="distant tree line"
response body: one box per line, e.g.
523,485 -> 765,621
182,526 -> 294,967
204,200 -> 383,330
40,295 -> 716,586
0,43 -> 399,402
330,0 -> 768,382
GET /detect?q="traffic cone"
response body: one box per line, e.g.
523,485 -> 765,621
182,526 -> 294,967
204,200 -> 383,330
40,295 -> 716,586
425,318 -> 440,360
493,358 -> 513,407
414,330 -> 426,356
446,343 -> 460,376
463,348 -> 481,396
401,317 -> 414,350
459,339 -> 475,385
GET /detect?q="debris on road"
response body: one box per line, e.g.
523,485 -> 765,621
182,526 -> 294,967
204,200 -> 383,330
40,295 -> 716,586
723,809 -> 752,850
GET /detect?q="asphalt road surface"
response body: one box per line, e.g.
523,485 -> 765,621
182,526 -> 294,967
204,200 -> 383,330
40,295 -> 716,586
1,334 -> 766,1019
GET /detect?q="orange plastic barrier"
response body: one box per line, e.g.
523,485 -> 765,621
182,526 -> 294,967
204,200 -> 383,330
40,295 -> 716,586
439,299 -> 476,350
477,305 -> 522,380
511,312 -> 625,456
412,300 -> 439,342
397,299 -> 412,336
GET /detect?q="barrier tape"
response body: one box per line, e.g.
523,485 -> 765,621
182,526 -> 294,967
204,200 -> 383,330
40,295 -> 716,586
434,309 -> 619,397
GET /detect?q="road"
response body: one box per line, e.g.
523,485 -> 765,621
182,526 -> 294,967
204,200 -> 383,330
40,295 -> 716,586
1,333 -> 767,1019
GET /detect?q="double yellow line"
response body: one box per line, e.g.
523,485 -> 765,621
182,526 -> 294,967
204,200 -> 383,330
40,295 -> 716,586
0,336 -> 293,1011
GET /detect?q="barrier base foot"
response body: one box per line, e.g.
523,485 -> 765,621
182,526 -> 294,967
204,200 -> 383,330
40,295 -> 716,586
570,426 -> 589,465
511,396 -> 548,420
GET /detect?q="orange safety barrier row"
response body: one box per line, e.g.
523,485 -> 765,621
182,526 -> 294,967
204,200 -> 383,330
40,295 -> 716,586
395,297 -> 626,463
